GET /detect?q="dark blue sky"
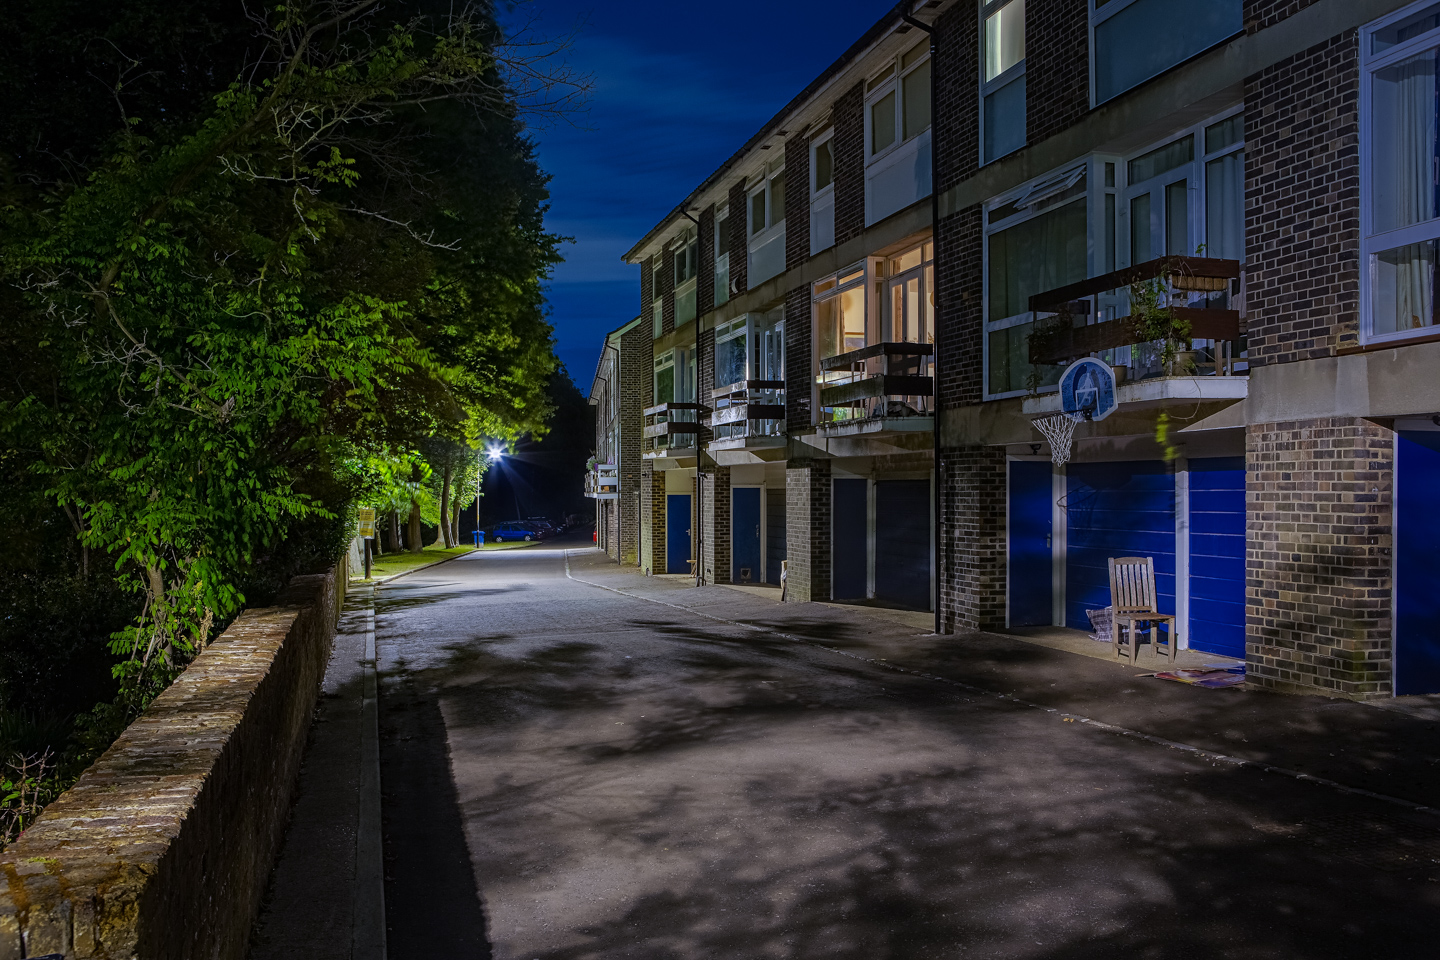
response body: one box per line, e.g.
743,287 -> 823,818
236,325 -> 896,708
516,0 -> 894,385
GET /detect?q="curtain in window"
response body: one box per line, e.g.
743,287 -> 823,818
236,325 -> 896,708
716,333 -> 747,388
1373,50 -> 1440,333
1204,151 -> 1244,261
988,199 -> 1088,321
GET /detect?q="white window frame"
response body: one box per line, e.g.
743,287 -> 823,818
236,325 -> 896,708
810,128 -> 837,255
651,254 -> 664,338
714,204 -> 731,306
864,42 -> 934,225
811,262 -> 875,423
980,0 -> 1027,166
1360,0 -> 1440,345
747,160 -> 788,287
672,226 -> 698,327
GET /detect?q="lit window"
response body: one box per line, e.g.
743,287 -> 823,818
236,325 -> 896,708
982,0 -> 1026,164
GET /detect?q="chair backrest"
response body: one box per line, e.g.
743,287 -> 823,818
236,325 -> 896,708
1108,556 -> 1158,615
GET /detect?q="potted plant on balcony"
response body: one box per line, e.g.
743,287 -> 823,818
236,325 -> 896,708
1130,267 -> 1194,376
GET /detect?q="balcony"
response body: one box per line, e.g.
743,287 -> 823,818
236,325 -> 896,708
583,463 -> 619,500
817,342 -> 934,438
705,380 -> 785,452
643,402 -> 703,461
1027,256 -> 1244,379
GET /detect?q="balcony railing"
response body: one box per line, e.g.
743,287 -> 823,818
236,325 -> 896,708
817,342 -> 934,424
584,463 -> 619,500
1027,256 -> 1243,379
643,402 -> 704,457
705,380 -> 785,444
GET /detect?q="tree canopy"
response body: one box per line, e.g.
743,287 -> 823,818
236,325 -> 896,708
0,0 -> 578,707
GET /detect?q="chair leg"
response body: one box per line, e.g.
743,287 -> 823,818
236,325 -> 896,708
1128,620 -> 1138,664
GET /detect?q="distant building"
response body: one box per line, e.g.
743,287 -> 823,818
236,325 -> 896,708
583,0 -> 1440,700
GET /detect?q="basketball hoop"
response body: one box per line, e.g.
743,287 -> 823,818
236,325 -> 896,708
1033,412 -> 1083,466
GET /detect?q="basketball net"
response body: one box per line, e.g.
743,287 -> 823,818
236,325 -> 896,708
1033,412 -> 1083,466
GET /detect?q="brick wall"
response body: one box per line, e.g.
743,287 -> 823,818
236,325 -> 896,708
833,81 -> 866,247
661,246 -> 676,337
1026,0 -> 1090,144
640,461 -> 666,575
728,182 -> 749,294
1245,0 -> 1320,33
939,446 -> 1008,632
935,204 -> 985,410
697,326 -> 716,447
784,284 -> 812,432
785,460 -> 832,602
785,133 -> 810,270
1244,30 -> 1360,364
0,568 -> 342,960
641,256 -> 654,324
1247,417 -> 1393,698
934,3 -> 980,195
702,466 -> 731,584
699,204 -> 716,315
618,322 -> 650,565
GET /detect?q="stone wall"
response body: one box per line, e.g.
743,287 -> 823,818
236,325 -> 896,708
0,566 -> 344,960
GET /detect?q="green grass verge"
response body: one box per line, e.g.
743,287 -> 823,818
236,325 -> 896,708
352,540 -> 537,581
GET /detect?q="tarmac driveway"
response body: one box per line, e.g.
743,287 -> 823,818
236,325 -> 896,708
375,540 -> 1440,960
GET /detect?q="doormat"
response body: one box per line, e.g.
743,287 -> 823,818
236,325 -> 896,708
1149,664 -> 1245,689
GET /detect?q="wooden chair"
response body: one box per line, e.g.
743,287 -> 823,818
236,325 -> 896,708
1108,557 -> 1177,663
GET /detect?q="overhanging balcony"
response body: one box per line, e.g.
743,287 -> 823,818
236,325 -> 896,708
643,402 -> 704,461
816,342 -> 933,438
705,380 -> 785,452
584,463 -> 619,500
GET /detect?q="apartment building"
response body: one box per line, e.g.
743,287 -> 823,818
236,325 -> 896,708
586,0 -> 1440,700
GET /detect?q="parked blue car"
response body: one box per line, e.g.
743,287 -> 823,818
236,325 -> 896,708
490,522 -> 536,542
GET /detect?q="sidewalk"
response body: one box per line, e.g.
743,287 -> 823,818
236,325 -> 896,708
573,550 -> 1440,813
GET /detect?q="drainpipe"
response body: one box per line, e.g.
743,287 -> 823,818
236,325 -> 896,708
903,10 -> 942,637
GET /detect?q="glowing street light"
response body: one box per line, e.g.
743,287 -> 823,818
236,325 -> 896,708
487,444 -> 505,461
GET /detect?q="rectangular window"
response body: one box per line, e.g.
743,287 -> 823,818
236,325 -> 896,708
748,162 -> 787,286
870,92 -> 897,155
813,138 -> 834,192
651,255 -> 664,338
751,189 -> 767,237
902,53 -> 932,141
811,132 -> 836,254
982,0 -> 1026,165
1091,0 -> 1242,105
1204,151 -> 1244,260
988,199 -> 1089,322
768,170 -> 786,228
715,318 -> 748,388
1128,135 -> 1193,184
1165,179 -> 1189,255
1363,3 -> 1440,340
654,352 -> 675,405
714,206 -> 731,306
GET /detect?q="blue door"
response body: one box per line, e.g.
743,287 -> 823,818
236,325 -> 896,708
1008,461 -> 1053,626
1397,431 -> 1440,695
765,487 -> 786,585
875,480 -> 932,610
832,479 -> 868,600
666,495 -> 691,574
1066,461 -> 1176,629
1188,457 -> 1246,658
732,488 -> 762,583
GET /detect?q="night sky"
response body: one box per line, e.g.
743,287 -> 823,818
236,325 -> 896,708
517,0 -> 895,385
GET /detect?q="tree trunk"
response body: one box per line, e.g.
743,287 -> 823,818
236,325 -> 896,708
408,499 -> 423,553
439,460 -> 453,548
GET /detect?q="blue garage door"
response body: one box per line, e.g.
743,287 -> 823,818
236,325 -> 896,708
875,479 -> 932,610
665,495 -> 691,575
732,488 -> 762,583
765,487 -> 786,585
832,479 -> 868,600
1066,461 -> 1175,629
1188,457 -> 1246,659
1397,431 -> 1440,695
1008,461 -> 1053,626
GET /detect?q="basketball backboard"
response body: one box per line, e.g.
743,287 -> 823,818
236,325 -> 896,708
1059,358 -> 1118,421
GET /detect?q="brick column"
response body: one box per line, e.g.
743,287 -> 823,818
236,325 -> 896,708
702,466 -> 731,584
640,461 -> 668,575
939,445 -> 1007,633
785,460 -> 832,602
1246,417 -> 1394,698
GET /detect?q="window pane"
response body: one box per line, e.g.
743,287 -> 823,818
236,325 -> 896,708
1104,192 -> 1116,273
715,253 -> 730,306
656,364 -> 674,404
1165,179 -> 1189,255
716,331 -> 747,387
1128,136 -> 1194,184
1094,0 -> 1241,104
1373,240 -> 1439,335
1373,3 -> 1440,54
903,58 -> 932,140
817,298 -> 840,359
871,92 -> 897,155
814,139 -> 834,191
987,198 -> 1088,321
1205,151 -> 1244,260
676,285 -> 696,326
769,171 -> 786,227
1372,50 -> 1440,234
983,74 -> 1026,163
987,323 -> 1060,395
1131,192 -> 1153,263
840,286 -> 866,351
1204,114 -> 1243,154
653,300 -> 663,338
984,0 -> 1026,82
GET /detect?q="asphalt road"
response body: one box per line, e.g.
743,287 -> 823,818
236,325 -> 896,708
374,535 -> 1440,960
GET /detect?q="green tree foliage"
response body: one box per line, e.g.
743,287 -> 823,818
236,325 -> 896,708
0,0 -> 580,721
